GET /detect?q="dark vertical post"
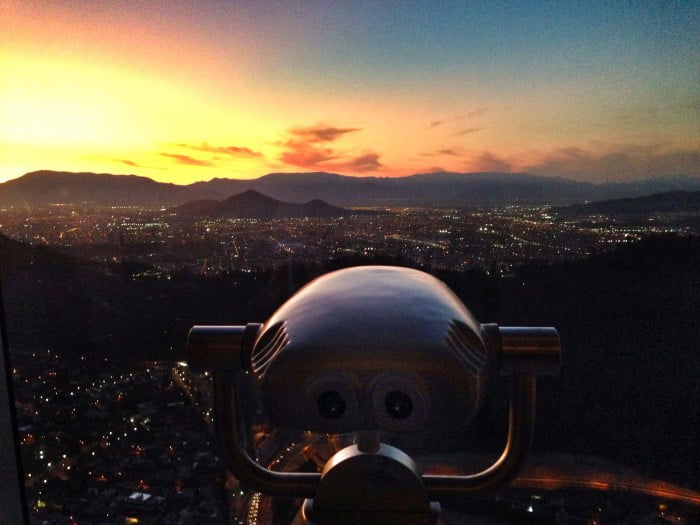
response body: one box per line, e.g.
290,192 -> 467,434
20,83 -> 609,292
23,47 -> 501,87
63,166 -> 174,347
0,275 -> 30,524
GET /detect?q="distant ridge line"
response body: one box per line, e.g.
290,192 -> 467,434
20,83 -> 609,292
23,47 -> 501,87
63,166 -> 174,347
552,190 -> 700,215
1,170 -> 699,208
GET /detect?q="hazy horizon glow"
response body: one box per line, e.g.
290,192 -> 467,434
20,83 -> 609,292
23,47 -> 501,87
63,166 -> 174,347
1,1 -> 698,184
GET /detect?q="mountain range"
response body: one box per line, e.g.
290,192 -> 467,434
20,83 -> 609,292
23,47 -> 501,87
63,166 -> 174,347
1,170 -> 700,208
171,189 -> 361,219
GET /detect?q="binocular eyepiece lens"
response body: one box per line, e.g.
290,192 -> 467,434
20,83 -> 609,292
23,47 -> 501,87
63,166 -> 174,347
317,391 -> 346,420
385,390 -> 413,420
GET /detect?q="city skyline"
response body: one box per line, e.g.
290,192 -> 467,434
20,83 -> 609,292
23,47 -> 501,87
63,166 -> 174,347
1,1 -> 698,184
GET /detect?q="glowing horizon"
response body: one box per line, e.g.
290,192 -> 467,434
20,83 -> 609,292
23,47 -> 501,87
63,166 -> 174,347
1,1 -> 698,185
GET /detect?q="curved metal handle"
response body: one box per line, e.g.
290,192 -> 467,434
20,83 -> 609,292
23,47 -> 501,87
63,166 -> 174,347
422,326 -> 559,498
188,325 -> 320,497
213,370 -> 321,497
422,374 -> 536,501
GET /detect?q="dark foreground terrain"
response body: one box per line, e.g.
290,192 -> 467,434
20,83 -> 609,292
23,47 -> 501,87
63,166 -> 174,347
1,233 -> 698,488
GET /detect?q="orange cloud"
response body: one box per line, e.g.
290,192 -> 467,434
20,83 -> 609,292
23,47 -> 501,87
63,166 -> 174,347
111,158 -> 166,171
279,124 -> 381,173
114,159 -> 145,168
333,153 -> 382,172
288,125 -> 361,143
176,142 -> 263,158
280,143 -> 337,167
160,153 -> 214,167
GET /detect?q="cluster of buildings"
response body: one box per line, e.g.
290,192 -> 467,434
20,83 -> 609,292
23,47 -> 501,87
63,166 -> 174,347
12,353 -> 232,524
2,204 -> 694,277
10,350 -> 697,524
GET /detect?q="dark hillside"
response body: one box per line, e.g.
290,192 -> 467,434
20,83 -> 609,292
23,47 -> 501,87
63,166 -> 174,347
552,190 -> 700,215
492,235 -> 699,487
0,235 -> 255,356
1,234 -> 697,486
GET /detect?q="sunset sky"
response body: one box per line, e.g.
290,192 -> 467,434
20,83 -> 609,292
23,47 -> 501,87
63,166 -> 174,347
1,1 -> 698,184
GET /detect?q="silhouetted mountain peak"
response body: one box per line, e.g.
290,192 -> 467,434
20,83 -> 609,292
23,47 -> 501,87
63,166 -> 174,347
172,190 -> 352,219
221,189 -> 273,203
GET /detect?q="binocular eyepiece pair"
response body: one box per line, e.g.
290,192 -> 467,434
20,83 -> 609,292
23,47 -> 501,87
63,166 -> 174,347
187,266 -> 560,524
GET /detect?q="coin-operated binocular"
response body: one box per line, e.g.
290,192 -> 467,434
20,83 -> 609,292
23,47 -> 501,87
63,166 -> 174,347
187,266 -> 560,525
